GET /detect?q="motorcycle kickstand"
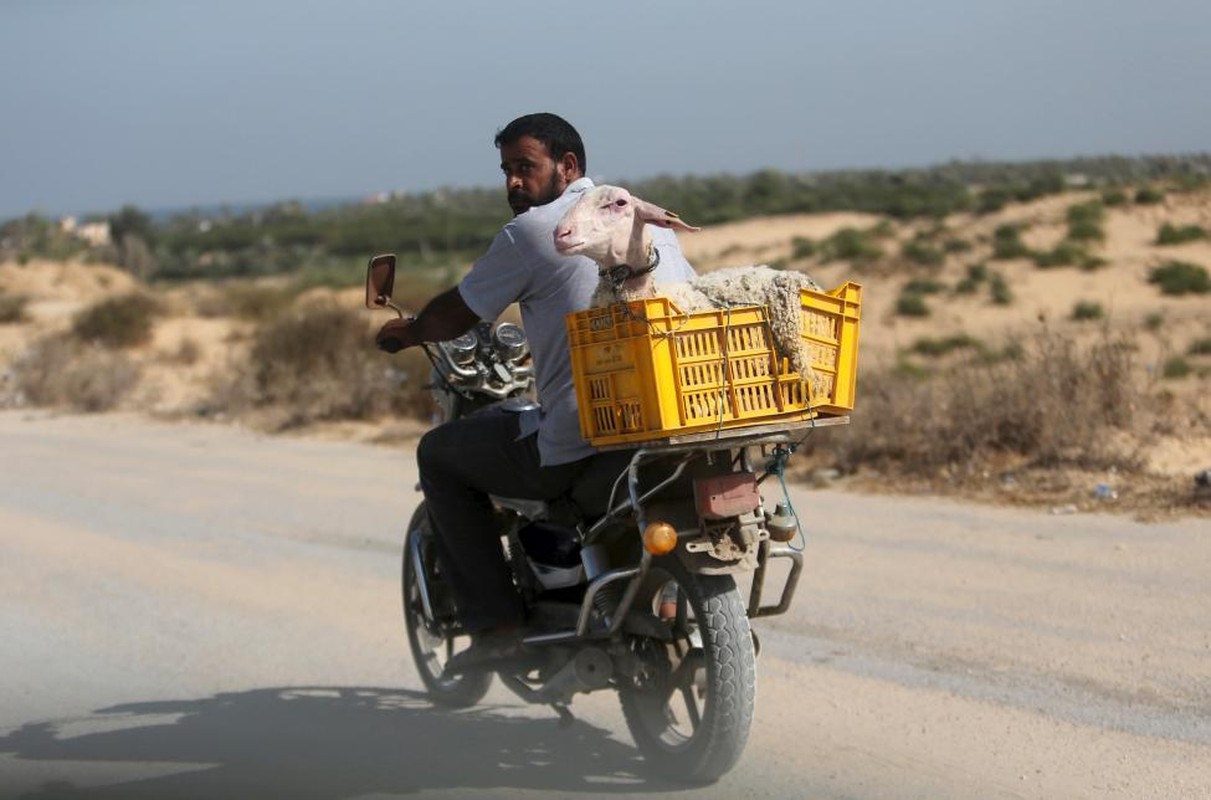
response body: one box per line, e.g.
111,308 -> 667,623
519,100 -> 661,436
552,703 -> 575,728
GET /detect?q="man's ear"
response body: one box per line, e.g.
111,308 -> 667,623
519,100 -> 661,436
557,151 -> 580,183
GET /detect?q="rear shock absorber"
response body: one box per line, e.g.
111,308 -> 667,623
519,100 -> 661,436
582,542 -> 623,624
593,582 -> 624,624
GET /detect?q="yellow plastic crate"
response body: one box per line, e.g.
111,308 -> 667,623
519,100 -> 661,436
566,281 -> 861,447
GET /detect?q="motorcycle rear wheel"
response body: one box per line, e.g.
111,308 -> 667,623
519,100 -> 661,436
619,555 -> 756,783
402,503 -> 492,707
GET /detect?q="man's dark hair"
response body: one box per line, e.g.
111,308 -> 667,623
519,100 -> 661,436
495,113 -> 587,174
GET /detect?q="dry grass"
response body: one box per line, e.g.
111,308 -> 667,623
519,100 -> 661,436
10,335 -> 141,412
819,328 -> 1145,477
71,292 -> 161,348
194,282 -> 297,321
798,328 -> 1211,517
160,336 -> 203,366
207,298 -> 433,429
0,293 -> 29,324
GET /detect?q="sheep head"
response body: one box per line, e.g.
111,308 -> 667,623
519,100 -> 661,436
553,185 -> 699,270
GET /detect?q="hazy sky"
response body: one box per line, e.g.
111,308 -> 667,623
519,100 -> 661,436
2,0 -> 1209,220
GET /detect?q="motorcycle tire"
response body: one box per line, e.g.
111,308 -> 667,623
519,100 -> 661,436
619,555 -> 756,783
402,502 -> 492,707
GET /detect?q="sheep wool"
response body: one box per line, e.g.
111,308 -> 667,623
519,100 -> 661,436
688,265 -> 822,381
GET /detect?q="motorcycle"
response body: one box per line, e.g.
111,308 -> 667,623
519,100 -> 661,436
366,253 -> 834,783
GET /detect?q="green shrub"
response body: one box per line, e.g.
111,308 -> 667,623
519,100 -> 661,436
1071,300 -> 1104,321
992,225 -> 1030,260
1065,201 -> 1105,242
895,293 -> 930,317
1134,186 -> 1165,204
0,293 -> 29,324
1144,311 -> 1164,331
1015,172 -> 1066,202
1101,189 -> 1128,207
1034,241 -> 1085,268
989,272 -> 1013,305
1155,223 -> 1207,246
903,279 -> 946,295
1067,220 -> 1105,242
909,333 -> 982,357
1188,337 -> 1211,355
821,227 -> 883,263
870,220 -> 896,239
902,239 -> 944,266
943,238 -> 973,254
1148,261 -> 1210,295
955,263 -> 992,295
1162,356 -> 1192,379
1066,200 -> 1104,226
71,292 -> 161,348
790,236 -> 816,260
976,187 -> 1010,214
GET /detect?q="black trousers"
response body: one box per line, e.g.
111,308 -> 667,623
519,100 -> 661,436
416,407 -> 593,633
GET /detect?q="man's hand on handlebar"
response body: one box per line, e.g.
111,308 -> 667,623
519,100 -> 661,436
376,317 -> 416,354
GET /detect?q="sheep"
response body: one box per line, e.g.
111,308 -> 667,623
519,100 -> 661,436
553,184 -> 822,381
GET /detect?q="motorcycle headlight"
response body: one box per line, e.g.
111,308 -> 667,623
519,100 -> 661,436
493,322 -> 529,362
445,332 -> 478,366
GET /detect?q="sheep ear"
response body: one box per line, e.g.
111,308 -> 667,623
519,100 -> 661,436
633,197 -> 701,232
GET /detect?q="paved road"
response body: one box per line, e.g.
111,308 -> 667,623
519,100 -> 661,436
1,412 -> 1208,799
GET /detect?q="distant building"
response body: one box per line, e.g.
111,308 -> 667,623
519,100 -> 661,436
57,216 -> 111,246
76,221 -> 112,247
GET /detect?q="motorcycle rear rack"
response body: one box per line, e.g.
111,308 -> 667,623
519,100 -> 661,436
523,427 -> 816,647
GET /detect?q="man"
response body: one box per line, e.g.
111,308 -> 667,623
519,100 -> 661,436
375,113 -> 695,669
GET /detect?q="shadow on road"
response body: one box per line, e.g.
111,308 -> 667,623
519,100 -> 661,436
0,686 -> 681,798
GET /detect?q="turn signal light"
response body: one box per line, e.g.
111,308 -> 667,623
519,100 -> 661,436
643,521 -> 678,555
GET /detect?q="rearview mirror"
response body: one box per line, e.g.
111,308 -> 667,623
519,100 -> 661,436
365,253 -> 397,310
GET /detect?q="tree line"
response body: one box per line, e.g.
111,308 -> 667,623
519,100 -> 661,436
3,153 -> 1208,283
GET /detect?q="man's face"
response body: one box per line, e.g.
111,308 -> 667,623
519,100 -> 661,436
499,135 -> 574,216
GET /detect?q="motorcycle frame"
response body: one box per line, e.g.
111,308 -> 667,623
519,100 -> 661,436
522,419 -> 849,649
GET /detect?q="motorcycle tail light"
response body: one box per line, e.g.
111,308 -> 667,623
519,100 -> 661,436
643,521 -> 678,555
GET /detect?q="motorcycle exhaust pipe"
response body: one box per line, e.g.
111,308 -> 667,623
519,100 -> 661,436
533,647 -> 613,704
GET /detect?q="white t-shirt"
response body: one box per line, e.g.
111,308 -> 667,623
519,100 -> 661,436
458,178 -> 696,465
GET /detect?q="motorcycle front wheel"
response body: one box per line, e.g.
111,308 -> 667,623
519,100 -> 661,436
402,502 -> 492,707
619,555 -> 757,783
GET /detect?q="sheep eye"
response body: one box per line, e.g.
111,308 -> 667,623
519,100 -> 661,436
614,199 -> 628,207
